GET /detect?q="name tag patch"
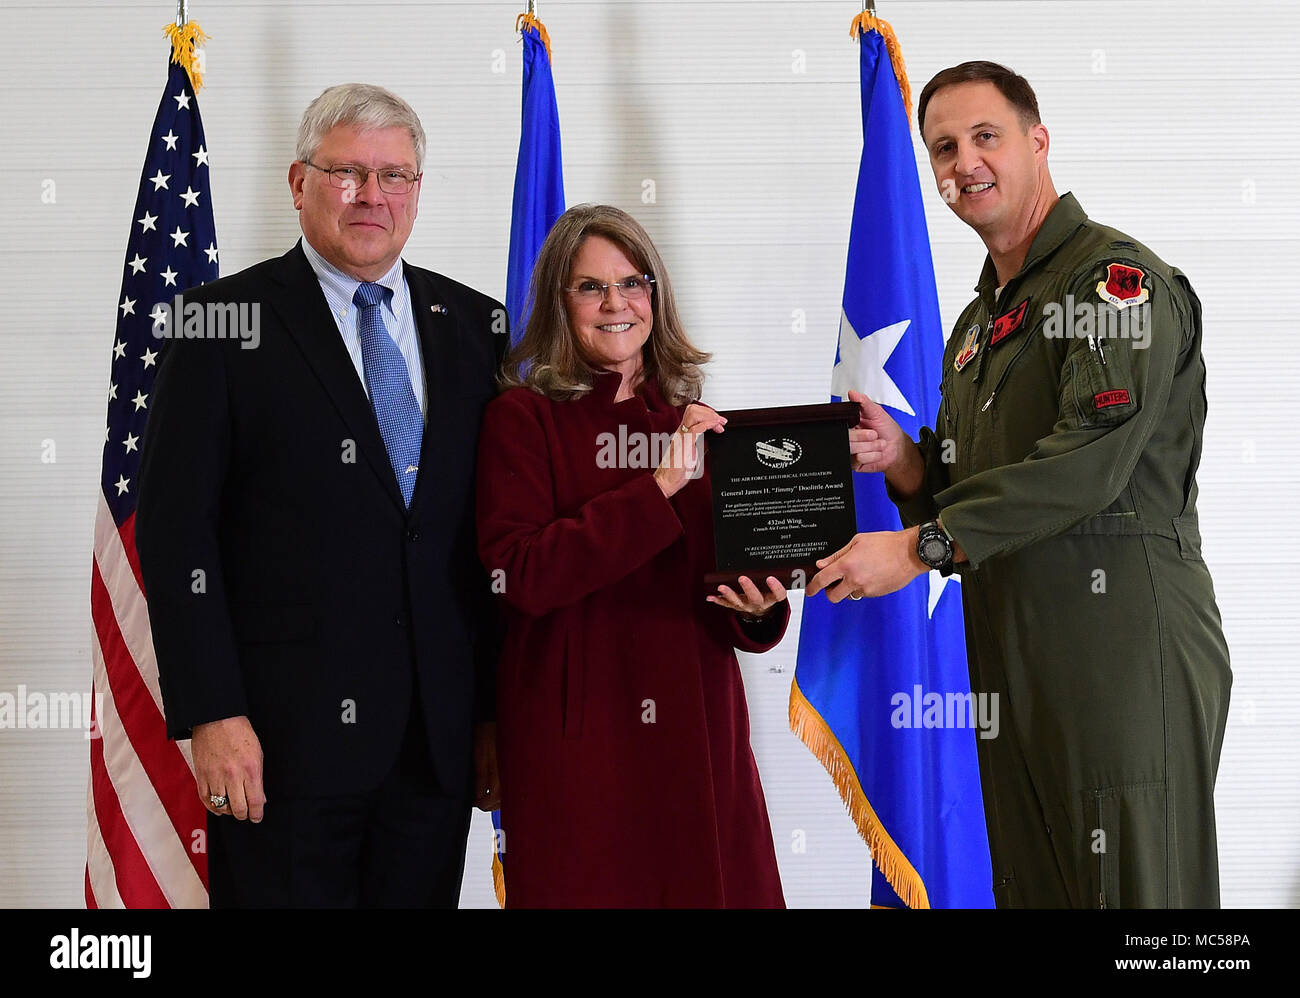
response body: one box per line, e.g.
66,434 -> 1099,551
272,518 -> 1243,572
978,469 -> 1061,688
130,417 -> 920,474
990,299 -> 1030,346
1094,389 -> 1131,409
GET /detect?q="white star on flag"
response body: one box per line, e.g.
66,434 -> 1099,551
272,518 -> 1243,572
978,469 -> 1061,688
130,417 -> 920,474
180,187 -> 200,208
149,304 -> 169,327
137,211 -> 158,232
115,475 -> 130,496
149,170 -> 170,191
927,569 -> 960,619
141,349 -> 158,369
193,146 -> 209,166
119,296 -> 136,317
170,227 -> 189,248
131,390 -> 148,411
161,130 -> 179,150
112,340 -> 126,360
128,254 -> 147,274
204,243 -> 219,264
123,433 -> 140,454
160,266 -> 178,287
174,92 -> 191,110
830,311 -> 915,416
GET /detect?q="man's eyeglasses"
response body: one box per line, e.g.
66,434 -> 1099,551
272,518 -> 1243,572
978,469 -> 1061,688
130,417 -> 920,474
303,161 -> 420,195
563,275 -> 656,302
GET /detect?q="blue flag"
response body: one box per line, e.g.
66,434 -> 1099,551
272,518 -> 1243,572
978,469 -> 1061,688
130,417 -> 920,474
495,13 -> 566,906
791,15 -> 993,909
504,14 -> 565,344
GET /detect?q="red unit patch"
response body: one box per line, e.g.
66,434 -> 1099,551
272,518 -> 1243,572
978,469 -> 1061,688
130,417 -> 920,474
1097,263 -> 1150,308
1094,389 -> 1132,409
990,299 -> 1029,346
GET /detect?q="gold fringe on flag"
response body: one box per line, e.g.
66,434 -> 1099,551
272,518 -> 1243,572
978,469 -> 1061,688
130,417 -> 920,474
516,12 -> 553,62
849,11 -> 912,129
789,678 -> 931,908
163,20 -> 210,94
492,848 -> 506,908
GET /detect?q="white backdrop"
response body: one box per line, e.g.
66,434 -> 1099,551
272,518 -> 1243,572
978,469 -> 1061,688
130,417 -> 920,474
1,0 -> 1296,908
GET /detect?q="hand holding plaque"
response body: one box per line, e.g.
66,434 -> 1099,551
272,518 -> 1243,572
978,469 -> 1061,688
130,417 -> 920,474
704,401 -> 861,591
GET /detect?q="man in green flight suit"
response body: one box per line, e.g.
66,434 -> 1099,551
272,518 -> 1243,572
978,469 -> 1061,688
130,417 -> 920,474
807,61 -> 1232,908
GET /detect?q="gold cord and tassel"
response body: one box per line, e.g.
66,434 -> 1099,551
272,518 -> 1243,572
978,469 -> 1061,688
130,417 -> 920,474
163,20 -> 209,94
849,11 -> 912,129
516,12 -> 553,62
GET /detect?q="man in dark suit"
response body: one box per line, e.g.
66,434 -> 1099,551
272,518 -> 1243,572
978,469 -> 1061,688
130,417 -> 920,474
136,83 -> 505,907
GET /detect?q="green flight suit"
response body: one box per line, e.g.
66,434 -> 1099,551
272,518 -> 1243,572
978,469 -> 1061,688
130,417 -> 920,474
891,192 -> 1232,908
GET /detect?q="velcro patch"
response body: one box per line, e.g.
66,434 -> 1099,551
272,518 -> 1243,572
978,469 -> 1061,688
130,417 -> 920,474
1094,389 -> 1132,409
990,299 -> 1030,346
1096,263 -> 1149,309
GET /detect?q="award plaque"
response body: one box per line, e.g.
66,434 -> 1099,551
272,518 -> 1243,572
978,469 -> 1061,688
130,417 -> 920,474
705,401 -> 860,590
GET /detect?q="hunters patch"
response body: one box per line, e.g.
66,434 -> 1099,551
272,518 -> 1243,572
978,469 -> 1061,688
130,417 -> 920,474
954,324 -> 980,372
1094,389 -> 1132,409
1096,263 -> 1150,309
990,299 -> 1030,346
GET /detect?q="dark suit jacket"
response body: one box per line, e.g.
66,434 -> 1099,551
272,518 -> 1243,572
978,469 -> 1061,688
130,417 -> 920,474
136,241 -> 505,800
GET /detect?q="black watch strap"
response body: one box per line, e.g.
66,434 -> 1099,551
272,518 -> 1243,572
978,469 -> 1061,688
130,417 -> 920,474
917,521 -> 955,577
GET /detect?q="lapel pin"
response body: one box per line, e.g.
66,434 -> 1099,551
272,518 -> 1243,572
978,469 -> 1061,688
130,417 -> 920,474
430,304 -> 447,314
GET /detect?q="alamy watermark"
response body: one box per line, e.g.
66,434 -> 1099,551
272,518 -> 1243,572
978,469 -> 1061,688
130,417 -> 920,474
890,684 -> 999,740
150,294 -> 260,350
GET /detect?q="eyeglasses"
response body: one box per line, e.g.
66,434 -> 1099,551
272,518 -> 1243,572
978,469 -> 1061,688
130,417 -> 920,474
303,161 -> 420,194
563,275 -> 656,302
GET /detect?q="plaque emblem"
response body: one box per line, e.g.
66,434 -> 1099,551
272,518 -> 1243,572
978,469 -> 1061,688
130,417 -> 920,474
755,438 -> 802,469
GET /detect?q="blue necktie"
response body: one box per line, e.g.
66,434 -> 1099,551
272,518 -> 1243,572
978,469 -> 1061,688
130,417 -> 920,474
353,282 -> 423,507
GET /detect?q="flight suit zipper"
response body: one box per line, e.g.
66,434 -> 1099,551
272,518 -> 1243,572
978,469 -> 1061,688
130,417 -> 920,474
1095,790 -> 1106,909
980,331 -> 1037,413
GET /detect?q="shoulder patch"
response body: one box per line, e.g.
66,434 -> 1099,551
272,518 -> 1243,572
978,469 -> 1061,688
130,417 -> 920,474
990,298 -> 1030,346
1096,262 -> 1149,309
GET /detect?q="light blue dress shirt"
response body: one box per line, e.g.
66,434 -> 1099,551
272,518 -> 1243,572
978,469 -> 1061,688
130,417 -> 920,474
301,236 -> 427,417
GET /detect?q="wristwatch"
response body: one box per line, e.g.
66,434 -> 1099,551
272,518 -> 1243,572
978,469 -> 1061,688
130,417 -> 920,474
916,521 -> 955,577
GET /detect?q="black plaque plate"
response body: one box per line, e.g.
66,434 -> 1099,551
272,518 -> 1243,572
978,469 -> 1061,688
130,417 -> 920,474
705,401 -> 859,590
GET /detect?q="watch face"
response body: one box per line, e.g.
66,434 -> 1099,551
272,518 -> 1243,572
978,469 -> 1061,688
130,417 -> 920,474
921,537 -> 949,566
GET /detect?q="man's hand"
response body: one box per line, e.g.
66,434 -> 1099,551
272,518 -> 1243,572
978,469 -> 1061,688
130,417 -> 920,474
473,721 -> 500,812
847,390 -> 924,498
806,526 -> 928,602
192,715 -> 266,822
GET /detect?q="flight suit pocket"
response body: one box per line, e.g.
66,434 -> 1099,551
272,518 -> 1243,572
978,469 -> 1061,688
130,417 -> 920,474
1086,781 -> 1167,909
1072,332 -> 1138,429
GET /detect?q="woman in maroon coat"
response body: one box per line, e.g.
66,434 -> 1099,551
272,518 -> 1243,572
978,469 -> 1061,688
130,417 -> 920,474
476,204 -> 788,908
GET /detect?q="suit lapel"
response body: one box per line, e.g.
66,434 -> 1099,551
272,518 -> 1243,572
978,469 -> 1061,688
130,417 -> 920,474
267,242 -> 405,512
405,265 -> 460,516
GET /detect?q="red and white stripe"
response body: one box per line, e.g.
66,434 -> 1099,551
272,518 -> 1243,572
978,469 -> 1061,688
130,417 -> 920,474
86,492 -> 208,908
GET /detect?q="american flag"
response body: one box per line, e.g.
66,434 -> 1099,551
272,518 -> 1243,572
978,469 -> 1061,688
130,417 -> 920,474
87,52 -> 218,908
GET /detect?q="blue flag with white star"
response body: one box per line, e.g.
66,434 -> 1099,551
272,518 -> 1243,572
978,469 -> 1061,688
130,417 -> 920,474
791,17 -> 993,909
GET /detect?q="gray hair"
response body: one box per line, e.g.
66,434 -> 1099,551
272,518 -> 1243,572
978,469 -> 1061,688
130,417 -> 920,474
295,83 -> 426,173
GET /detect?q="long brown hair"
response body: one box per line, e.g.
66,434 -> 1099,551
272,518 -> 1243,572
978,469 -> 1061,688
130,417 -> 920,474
500,203 -> 710,405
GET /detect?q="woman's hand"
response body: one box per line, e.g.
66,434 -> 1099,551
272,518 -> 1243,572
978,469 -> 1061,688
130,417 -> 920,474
708,575 -> 788,618
654,403 -> 727,499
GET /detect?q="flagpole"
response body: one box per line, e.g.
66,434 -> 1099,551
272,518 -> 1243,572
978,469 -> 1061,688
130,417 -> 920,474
176,0 -> 188,27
